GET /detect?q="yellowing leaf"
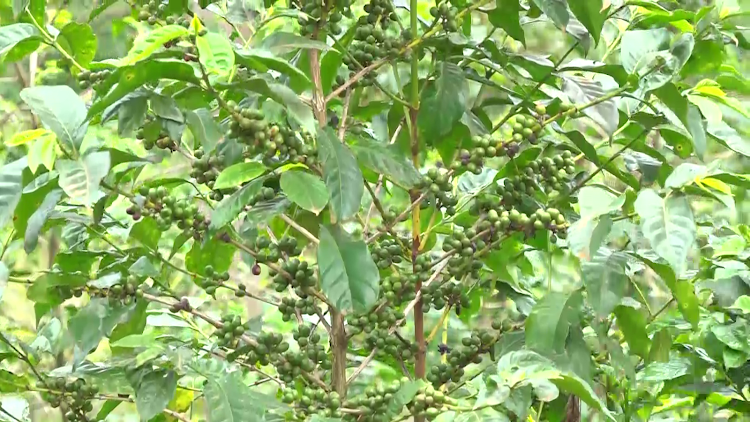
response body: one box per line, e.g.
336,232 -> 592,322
6,128 -> 54,146
697,177 -> 733,196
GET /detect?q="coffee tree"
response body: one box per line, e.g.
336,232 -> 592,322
0,0 -> 749,421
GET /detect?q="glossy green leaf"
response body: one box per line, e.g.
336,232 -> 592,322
636,255 -> 700,328
419,62 -> 468,141
0,158 -> 27,230
568,215 -> 612,261
280,170 -> 329,215
568,0 -> 606,45
648,329 -> 672,363
69,299 -> 136,358
614,305 -> 650,358
532,0 -> 569,29
317,224 -> 379,313
204,372 -> 280,421
24,189 -> 62,254
488,0 -> 525,45
256,31 -> 330,54
581,250 -> 629,317
654,83 -> 707,159
214,162 -> 267,190
0,23 -> 42,64
20,85 -> 88,152
56,151 -> 111,206
526,291 -> 582,355
318,128 -> 363,223
562,76 -> 618,135
130,369 -> 177,422
634,189 -> 695,275
57,22 -> 97,71
708,120 -> 750,158
130,218 -> 162,251
88,60 -> 200,119
120,25 -> 189,65
235,49 -> 311,89
210,176 -> 267,231
186,109 -> 223,154
185,236 -> 235,276
197,32 -> 235,75
231,77 -> 315,133
349,136 -> 422,188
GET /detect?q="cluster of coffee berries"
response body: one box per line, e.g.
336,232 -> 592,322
244,332 -> 290,365
421,281 -> 471,315
292,325 -> 331,369
135,1 -> 191,26
201,265 -> 230,296
267,125 -> 317,165
418,168 -> 458,215
297,0 -> 346,36
271,258 -> 316,291
278,295 -> 319,321
442,229 -> 485,280
429,1 -> 460,32
215,314 -> 251,348
371,238 -> 404,269
509,114 -> 543,145
191,148 -> 226,200
127,186 -> 209,237
226,102 -> 272,144
380,273 -> 418,305
76,69 -> 111,90
343,379 -> 408,421
42,378 -> 97,422
250,236 -> 302,266
137,121 -> 178,152
407,384 -> 450,420
366,328 -> 417,359
282,386 -> 342,419
428,330 -> 498,387
97,274 -> 144,305
347,306 -> 405,334
452,134 -> 507,174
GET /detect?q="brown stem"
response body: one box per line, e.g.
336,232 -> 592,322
408,107 -> 426,386
308,14 -> 348,396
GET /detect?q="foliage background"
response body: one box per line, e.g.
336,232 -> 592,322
0,0 -> 749,421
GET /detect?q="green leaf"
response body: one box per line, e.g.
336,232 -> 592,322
129,256 -> 160,278
230,77 -> 315,133
0,158 -> 27,230
488,0 -> 525,45
24,189 -> 63,254
532,0 -> 569,29
550,375 -> 615,421
197,32 -> 235,75
0,23 -> 42,64
318,127 -> 363,223
69,299 -> 136,358
210,176 -> 267,231
88,60 -> 200,119
568,215 -> 612,261
621,30 -> 693,92
654,84 -> 707,159
256,31 -> 330,55
387,380 -> 425,416
120,25 -> 189,65
613,305 -> 650,358
561,76 -> 618,135
710,321 -> 750,354
20,86 -> 88,152
730,295 -> 750,314
185,236 -> 235,276
568,0 -> 606,45
664,163 -> 706,189
56,151 -> 111,206
708,120 -> 750,158
235,49 -> 311,89
640,357 -> 691,381
581,250 -> 629,317
204,372 -> 281,421
89,0 -> 119,22
130,369 -> 177,422
349,136 -> 422,189
57,22 -> 97,71
635,255 -> 699,328
130,218 -> 162,251
419,62 -> 468,141
186,109 -> 223,154
578,186 -> 625,219
280,170 -> 329,215
214,162 -> 267,190
117,96 -> 149,137
634,189 -> 695,275
648,329 -> 672,363
317,224 -> 380,313
526,291 -> 583,355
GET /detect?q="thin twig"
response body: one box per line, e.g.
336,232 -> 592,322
280,214 -> 319,245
